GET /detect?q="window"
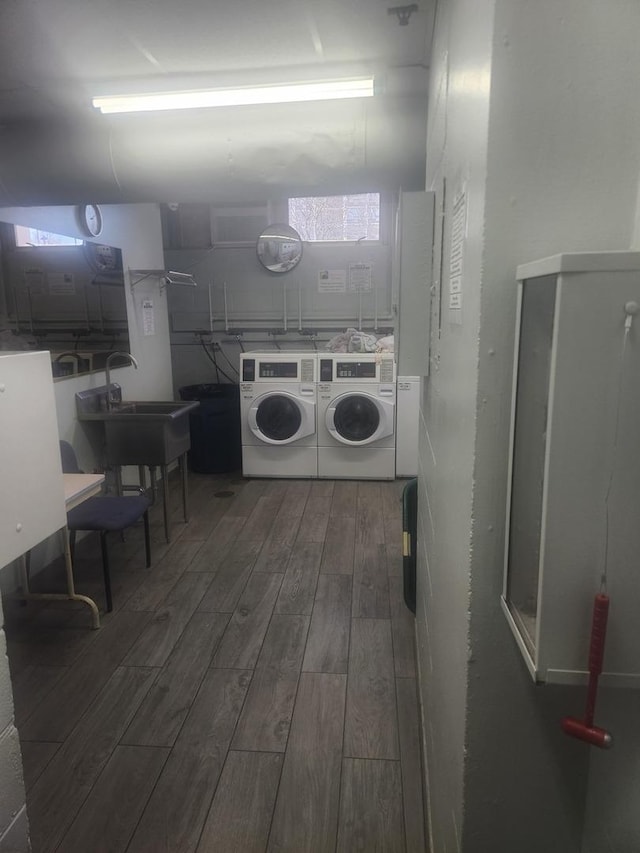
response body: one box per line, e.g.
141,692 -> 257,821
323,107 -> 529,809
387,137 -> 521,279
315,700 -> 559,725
14,225 -> 83,247
288,193 -> 380,242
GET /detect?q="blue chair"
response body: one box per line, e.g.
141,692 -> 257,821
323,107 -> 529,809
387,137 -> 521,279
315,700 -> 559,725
60,441 -> 151,612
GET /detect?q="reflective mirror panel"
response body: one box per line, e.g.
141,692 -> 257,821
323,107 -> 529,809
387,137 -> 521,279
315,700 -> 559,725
256,224 -> 303,273
0,222 -> 130,378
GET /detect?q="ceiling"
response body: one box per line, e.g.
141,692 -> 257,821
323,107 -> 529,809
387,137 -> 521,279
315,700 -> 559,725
0,0 -> 435,205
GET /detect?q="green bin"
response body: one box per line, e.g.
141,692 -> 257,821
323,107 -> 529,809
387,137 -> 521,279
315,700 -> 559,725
402,478 -> 417,613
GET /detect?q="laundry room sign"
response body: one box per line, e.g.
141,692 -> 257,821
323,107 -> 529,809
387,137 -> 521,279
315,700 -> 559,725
348,262 -> 373,292
318,269 -> 346,292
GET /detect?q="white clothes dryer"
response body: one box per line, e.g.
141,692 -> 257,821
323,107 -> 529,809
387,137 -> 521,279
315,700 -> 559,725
317,353 -> 396,479
240,351 -> 317,477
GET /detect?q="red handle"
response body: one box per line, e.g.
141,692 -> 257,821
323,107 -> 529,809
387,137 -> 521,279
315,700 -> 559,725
562,592 -> 612,747
585,593 -> 609,726
589,593 -> 610,675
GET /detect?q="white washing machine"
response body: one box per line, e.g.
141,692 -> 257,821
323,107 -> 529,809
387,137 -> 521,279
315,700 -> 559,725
317,353 -> 396,480
240,351 -> 317,478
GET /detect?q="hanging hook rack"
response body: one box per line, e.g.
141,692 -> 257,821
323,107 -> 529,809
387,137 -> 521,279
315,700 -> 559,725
129,269 -> 197,290
388,4 -> 418,25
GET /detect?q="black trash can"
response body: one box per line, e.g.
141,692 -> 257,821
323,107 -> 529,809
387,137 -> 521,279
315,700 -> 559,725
402,478 -> 418,613
178,383 -> 242,474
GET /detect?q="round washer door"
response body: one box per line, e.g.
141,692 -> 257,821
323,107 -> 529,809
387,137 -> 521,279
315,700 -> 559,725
326,392 -> 395,446
248,392 -> 315,445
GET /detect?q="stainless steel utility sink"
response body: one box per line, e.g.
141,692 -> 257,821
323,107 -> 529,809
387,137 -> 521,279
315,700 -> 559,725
83,401 -> 195,420
76,385 -> 199,466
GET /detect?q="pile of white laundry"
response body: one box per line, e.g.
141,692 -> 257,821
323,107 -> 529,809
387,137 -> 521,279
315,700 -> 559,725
325,328 -> 395,354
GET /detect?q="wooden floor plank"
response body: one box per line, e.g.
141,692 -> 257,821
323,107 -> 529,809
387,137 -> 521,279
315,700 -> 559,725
296,496 -> 331,542
253,537 -> 293,573
19,740 -> 60,792
265,512 -> 303,546
11,474 -> 426,853
336,758 -> 405,853
344,618 -> 399,760
126,668 -> 251,853
275,541 -> 323,616
381,479 -> 404,545
9,664 -> 66,728
356,482 -> 386,545
56,745 -> 169,853
123,572 -> 214,668
178,492 -> 236,541
224,479 -> 268,518
122,612 -> 230,747
396,677 -> 427,853
212,572 -> 283,669
310,480 -> 335,498
321,516 -> 356,575
186,515 -> 246,573
124,539 -> 204,609
389,575 -> 417,678
242,495 -> 286,540
196,750 -> 283,853
268,672 -> 346,853
4,623 -> 95,668
275,480 -> 311,518
231,614 -> 309,752
27,665 -> 157,853
302,574 -> 352,674
19,611 -> 153,742
330,481 -> 358,517
197,540 -> 261,613
386,541 -> 403,578
261,479 -> 290,499
352,543 -> 390,619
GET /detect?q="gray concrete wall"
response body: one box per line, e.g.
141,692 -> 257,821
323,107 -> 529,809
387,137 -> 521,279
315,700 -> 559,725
418,0 -> 640,851
415,0 -> 495,848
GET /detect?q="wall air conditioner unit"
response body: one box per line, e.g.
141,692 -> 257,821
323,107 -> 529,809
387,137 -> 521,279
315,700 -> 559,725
211,206 -> 269,247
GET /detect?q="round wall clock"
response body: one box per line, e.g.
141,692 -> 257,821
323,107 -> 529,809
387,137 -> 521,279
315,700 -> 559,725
78,204 -> 103,237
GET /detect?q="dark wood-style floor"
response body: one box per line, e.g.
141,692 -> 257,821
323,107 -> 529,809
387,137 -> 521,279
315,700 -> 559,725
4,472 -> 426,853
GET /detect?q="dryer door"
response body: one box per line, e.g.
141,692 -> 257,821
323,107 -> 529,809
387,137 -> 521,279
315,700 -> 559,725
249,392 -> 315,445
326,393 -> 395,446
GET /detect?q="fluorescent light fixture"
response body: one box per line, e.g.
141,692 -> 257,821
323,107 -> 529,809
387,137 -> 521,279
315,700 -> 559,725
92,77 -> 375,114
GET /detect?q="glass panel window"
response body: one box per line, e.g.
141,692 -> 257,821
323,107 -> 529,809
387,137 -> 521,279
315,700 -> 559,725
14,225 -> 83,247
288,193 -> 380,242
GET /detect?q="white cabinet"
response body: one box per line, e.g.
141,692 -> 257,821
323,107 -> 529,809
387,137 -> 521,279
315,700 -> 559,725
502,252 -> 640,686
0,350 -> 65,569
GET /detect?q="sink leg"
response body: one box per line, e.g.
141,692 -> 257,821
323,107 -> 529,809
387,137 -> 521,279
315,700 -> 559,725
180,452 -> 189,522
115,466 -> 123,497
162,464 -> 171,543
138,465 -> 146,495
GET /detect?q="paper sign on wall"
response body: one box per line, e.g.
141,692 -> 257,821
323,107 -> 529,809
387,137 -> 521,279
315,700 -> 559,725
348,262 -> 372,292
48,272 -> 75,296
318,270 -> 346,293
142,299 -> 155,336
448,187 -> 466,325
23,268 -> 45,293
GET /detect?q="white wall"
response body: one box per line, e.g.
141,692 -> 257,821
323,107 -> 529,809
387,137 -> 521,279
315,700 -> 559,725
415,0 -> 494,849
475,3 -> 640,852
164,227 -> 394,393
418,0 -> 640,851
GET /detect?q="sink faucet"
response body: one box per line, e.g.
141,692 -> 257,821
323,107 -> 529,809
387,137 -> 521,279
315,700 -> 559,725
105,351 -> 139,410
